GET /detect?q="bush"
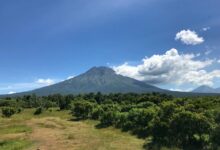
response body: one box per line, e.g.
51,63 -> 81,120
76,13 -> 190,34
0,100 -> 17,107
170,111 -> 213,149
1,107 -> 16,117
100,110 -> 120,126
17,107 -> 23,113
211,125 -> 220,149
72,101 -> 94,119
151,111 -> 213,149
43,101 -> 56,110
91,105 -> 104,120
115,112 -> 128,129
34,107 -> 43,115
58,97 -> 71,110
125,107 -> 158,137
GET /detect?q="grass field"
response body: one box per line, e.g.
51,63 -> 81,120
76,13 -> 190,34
0,108 -> 145,150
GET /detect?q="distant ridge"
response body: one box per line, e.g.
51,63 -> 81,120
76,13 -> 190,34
192,85 -> 220,93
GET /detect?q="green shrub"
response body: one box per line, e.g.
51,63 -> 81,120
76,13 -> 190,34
100,110 -> 121,126
1,107 -> 16,118
34,107 -> 43,115
17,107 -> 23,113
170,111 -> 213,149
211,125 -> 220,149
72,101 -> 94,119
0,100 -> 17,107
91,105 -> 103,120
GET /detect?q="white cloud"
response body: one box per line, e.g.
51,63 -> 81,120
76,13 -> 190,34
218,60 -> 220,63
67,75 -> 75,80
202,27 -> 210,31
196,53 -> 201,57
175,29 -> 204,45
169,88 -> 193,92
36,78 -> 55,85
205,50 -> 212,55
0,78 -> 60,94
8,91 -> 16,94
113,48 -> 220,86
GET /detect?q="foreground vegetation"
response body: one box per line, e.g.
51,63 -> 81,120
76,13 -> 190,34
1,93 -> 220,150
0,108 -> 144,150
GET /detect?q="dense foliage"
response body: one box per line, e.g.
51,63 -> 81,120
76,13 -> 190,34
1,107 -> 16,117
0,93 -> 219,149
34,107 -> 43,115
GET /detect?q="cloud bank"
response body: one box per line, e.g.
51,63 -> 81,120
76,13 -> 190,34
113,48 -> 220,86
36,78 -> 55,85
67,76 -> 75,80
175,29 -> 204,45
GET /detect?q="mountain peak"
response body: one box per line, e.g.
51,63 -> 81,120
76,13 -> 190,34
192,85 -> 215,93
198,85 -> 212,88
17,66 -> 165,96
85,66 -> 115,75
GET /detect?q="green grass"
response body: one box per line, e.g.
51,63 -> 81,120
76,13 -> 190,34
0,140 -> 32,150
0,108 -> 145,150
0,108 -> 70,121
64,119 -> 145,150
0,124 -> 32,135
35,108 -> 71,119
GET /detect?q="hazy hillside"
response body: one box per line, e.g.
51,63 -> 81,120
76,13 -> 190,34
192,85 -> 220,93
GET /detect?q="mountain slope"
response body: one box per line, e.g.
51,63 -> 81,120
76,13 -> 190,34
192,85 -> 220,93
192,85 -> 216,93
215,87 -> 220,93
25,67 -> 166,96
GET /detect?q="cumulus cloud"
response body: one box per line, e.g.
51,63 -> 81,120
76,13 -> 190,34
36,78 -> 55,85
113,48 -> 220,86
202,27 -> 210,31
175,29 -> 204,45
8,91 -> 16,94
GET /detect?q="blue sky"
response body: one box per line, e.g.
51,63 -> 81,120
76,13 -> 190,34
0,0 -> 220,94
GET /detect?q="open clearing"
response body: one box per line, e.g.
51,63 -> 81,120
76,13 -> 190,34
0,109 -> 144,150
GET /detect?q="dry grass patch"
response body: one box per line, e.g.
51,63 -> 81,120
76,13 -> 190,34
1,109 -> 144,150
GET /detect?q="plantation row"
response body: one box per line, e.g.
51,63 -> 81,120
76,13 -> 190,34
0,93 -> 220,150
